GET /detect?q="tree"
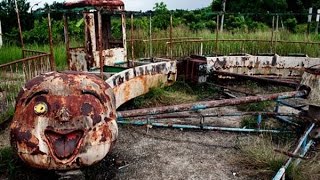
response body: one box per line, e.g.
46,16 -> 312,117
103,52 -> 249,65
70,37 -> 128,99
152,2 -> 170,30
0,0 -> 32,34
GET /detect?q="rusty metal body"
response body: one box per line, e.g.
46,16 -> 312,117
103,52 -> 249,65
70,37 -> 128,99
300,65 -> 320,122
65,0 -> 127,71
206,54 -> 320,77
107,61 -> 177,108
10,72 -> 118,170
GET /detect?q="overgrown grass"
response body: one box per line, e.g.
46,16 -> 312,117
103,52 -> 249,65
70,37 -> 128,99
237,101 -> 275,112
0,147 -> 59,179
120,81 -> 219,110
235,137 -> 292,179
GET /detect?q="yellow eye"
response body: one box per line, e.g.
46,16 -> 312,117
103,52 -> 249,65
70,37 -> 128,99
34,102 -> 48,115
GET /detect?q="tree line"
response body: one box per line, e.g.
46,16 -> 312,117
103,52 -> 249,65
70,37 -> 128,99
0,0 -> 320,45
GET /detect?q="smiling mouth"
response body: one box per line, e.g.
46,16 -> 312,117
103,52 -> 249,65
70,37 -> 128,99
45,129 -> 84,160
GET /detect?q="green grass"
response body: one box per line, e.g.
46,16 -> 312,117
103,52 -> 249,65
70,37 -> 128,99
235,137 -> 293,179
119,81 -> 219,110
237,101 -> 275,112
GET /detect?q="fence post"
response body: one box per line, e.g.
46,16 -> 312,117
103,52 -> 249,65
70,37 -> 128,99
47,12 -> 56,71
271,16 -> 275,54
149,14 -> 152,58
307,7 -> 313,36
0,20 -> 2,48
316,9 -> 320,35
215,15 -> 220,54
170,14 -> 173,59
63,14 -> 70,69
131,13 -> 135,66
14,0 -> 24,49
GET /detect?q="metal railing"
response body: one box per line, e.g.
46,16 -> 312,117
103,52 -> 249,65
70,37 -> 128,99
0,50 -> 52,119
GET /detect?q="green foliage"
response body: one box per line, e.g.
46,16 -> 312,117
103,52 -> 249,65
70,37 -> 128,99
0,147 -> 20,177
237,101 -> 275,112
284,18 -> 298,32
152,2 -> 171,30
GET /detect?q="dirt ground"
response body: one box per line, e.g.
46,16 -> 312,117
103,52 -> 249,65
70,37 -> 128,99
0,106 -> 260,180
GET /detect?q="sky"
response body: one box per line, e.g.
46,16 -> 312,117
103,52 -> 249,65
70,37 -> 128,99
28,0 -> 212,11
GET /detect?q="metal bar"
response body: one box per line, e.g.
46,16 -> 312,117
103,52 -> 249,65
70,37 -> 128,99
271,16 -> 275,53
117,90 -> 307,118
117,121 -> 285,134
120,112 -> 298,120
149,14 -> 152,58
97,10 -> 104,77
294,140 -> 314,166
168,39 -> 320,45
215,15 -> 219,53
47,12 -> 56,71
273,123 -> 315,180
0,54 -> 49,68
14,0 -> 24,49
277,100 -> 306,110
211,70 -> 298,88
131,13 -> 135,65
276,116 -> 300,127
170,14 -> 173,59
63,14 -> 71,69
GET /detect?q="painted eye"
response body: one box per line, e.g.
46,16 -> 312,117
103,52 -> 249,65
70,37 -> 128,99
34,102 -> 48,115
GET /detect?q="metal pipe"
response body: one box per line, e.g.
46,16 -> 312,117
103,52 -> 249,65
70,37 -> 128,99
149,14 -> 152,58
117,90 -> 307,118
97,10 -> 104,77
131,13 -> 135,66
170,14 -> 173,59
117,121 -> 286,133
211,70 -> 298,88
294,140 -> 314,166
120,112 -> 298,120
273,123 -> 315,180
47,12 -> 56,71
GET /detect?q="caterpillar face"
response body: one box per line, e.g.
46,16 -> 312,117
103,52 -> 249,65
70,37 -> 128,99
10,71 -> 118,170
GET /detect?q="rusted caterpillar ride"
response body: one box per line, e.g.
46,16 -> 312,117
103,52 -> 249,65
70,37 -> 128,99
1,0 -> 320,179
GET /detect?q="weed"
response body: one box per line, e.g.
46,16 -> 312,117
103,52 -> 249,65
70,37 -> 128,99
237,101 -> 275,112
235,137 -> 291,179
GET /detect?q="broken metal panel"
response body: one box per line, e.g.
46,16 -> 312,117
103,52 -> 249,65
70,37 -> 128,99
68,48 -> 87,71
206,54 -> 320,77
10,72 -> 118,170
106,61 -> 177,108
93,48 -> 127,67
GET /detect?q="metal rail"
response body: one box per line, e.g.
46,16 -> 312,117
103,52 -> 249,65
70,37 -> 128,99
117,90 -> 307,118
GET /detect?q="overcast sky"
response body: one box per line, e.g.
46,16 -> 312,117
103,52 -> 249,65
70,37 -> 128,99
28,0 -> 212,11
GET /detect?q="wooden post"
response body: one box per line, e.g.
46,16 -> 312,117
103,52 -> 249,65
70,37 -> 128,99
47,12 -> 56,71
15,0 -> 24,49
131,13 -> 134,66
220,0 -> 226,32
149,14 -> 152,58
170,14 -> 173,59
0,20 -> 2,48
307,8 -> 313,36
215,15 -> 220,54
63,14 -> 71,69
271,16 -> 275,53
